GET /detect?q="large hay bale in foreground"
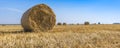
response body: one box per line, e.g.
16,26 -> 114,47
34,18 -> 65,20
21,4 -> 56,32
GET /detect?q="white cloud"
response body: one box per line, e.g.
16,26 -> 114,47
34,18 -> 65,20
0,8 -> 23,13
6,8 -> 23,13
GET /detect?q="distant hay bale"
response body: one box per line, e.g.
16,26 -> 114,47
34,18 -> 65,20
63,23 -> 67,25
84,21 -> 90,25
57,22 -> 62,25
2,24 -> 6,26
21,4 -> 56,32
98,22 -> 101,24
76,23 -> 80,25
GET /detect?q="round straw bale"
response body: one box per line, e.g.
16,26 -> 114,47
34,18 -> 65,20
21,4 -> 56,32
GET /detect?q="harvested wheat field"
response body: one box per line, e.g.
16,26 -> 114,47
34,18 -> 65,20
0,24 -> 119,48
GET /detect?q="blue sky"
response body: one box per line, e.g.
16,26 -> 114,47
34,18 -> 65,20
0,0 -> 120,24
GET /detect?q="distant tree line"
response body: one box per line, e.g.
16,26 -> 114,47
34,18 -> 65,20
57,22 -> 67,25
113,23 -> 120,24
57,22 -> 103,25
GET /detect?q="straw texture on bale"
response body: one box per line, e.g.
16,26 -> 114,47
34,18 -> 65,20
21,4 -> 56,32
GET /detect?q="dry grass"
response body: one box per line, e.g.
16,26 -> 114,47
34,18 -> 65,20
0,24 -> 120,48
